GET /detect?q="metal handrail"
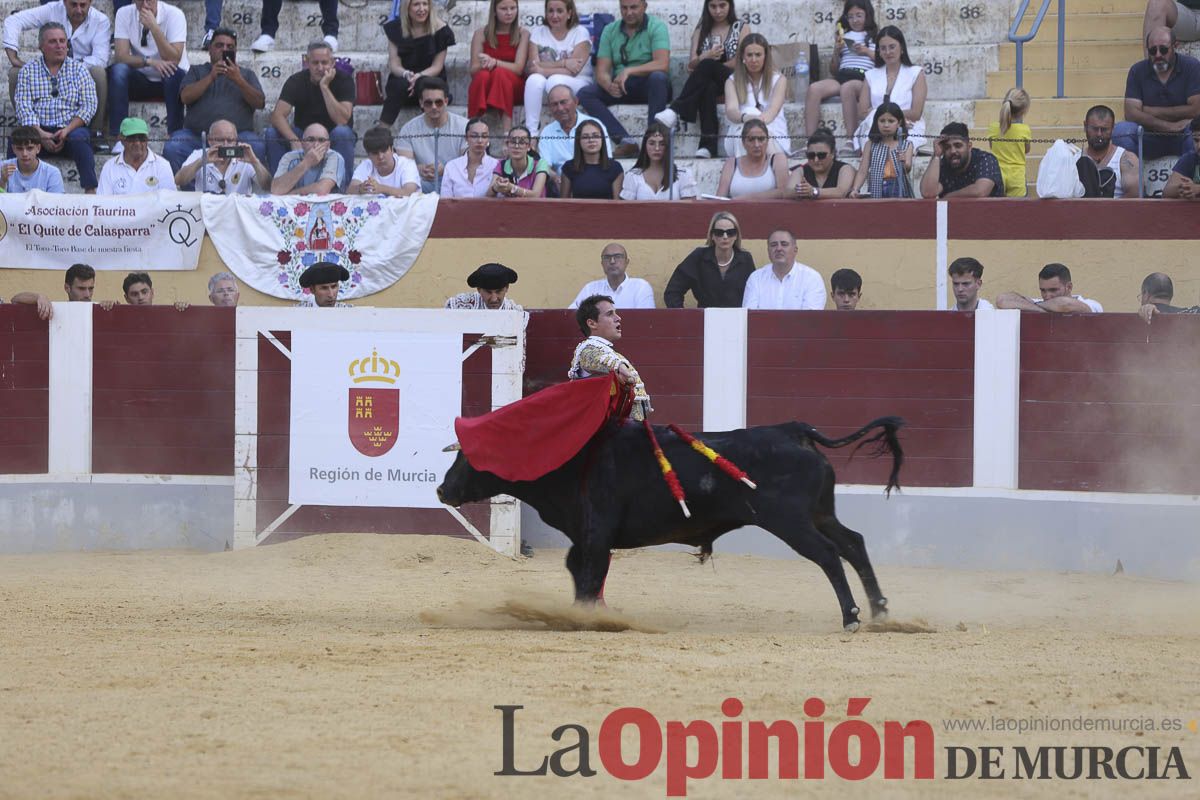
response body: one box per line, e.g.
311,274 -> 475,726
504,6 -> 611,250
1008,0 -> 1066,98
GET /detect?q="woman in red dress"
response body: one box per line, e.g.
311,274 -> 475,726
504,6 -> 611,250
468,0 -> 530,131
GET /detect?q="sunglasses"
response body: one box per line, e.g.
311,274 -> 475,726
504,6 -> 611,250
49,75 -> 58,98
140,27 -> 150,48
806,150 -> 829,160
711,228 -> 738,238
1149,45 -> 1171,56
421,98 -> 446,108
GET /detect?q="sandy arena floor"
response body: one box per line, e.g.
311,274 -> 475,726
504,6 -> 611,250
0,533 -> 1197,799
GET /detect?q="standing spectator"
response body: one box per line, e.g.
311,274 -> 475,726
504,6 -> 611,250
996,263 -> 1103,314
396,77 -> 468,193
851,25 -> 925,153
11,263 -> 109,319
98,117 -> 174,194
790,128 -> 854,199
487,125 -> 549,197
987,87 -> 1032,198
663,211 -> 754,307
948,257 -> 993,312
742,229 -> 827,310
919,122 -> 1004,198
3,125 -> 66,193
468,0 -> 529,132
441,116 -> 501,198
849,102 -> 913,198
251,0 -> 339,53
266,41 -> 355,186
379,0 -> 455,127
348,125 -> 421,197
716,119 -> 788,199
109,0 -> 188,140
163,29 -> 265,173
1081,105 -> 1140,198
804,0 -> 876,139
524,0 -> 592,135
208,272 -> 239,306
620,120 -> 697,200
122,272 -> 155,304
568,243 -> 655,308
4,0 -> 110,138
536,85 -> 610,185
270,122 -> 344,196
174,118 -> 271,194
654,0 -> 746,159
561,119 -> 624,198
830,268 -> 863,310
14,23 -> 97,192
1163,114 -> 1200,196
578,0 -> 671,157
1114,27 -> 1200,160
723,33 -> 789,158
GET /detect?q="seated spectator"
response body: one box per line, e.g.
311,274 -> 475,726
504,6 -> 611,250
804,1 -> 875,139
11,262 -> 107,318
852,25 -> 926,153
561,120 -> 624,198
349,126 -> 420,197
249,0 -> 339,54
270,123 -> 344,195
468,0 -> 529,132
663,210 -> 754,307
723,33 -> 789,157
849,102 -> 914,198
536,85 -> 611,186
3,124 -> 65,193
948,257 -> 993,312
445,262 -> 522,309
208,271 -> 240,306
266,41 -> 355,187
396,78 -> 468,193
4,0 -> 110,138
654,0 -> 746,158
14,22 -> 97,192
524,0 -> 593,135
919,122 -> 1004,198
98,117 -> 174,194
1136,270 -> 1199,321
742,229 -> 827,310
298,261 -> 352,308
578,0 -> 671,157
831,268 -> 863,310
1162,114 -> 1200,196
488,126 -> 550,197
1114,27 -> 1200,161
1080,105 -> 1140,198
441,116 -> 501,198
568,242 -> 655,308
380,0 -> 455,127
174,118 -> 271,194
620,121 -> 697,200
109,0 -> 187,140
995,263 -> 1103,314
1144,0 -> 1200,46
789,128 -> 854,199
715,119 -> 788,199
163,28 -> 265,173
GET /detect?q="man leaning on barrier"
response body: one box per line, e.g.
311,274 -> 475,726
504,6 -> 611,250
208,271 -> 240,307
10,263 -> 114,319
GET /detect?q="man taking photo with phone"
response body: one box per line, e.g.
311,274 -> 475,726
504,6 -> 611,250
163,27 -> 265,173
174,118 -> 270,193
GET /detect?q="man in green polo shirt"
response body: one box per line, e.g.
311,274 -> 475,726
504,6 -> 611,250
577,0 -> 671,157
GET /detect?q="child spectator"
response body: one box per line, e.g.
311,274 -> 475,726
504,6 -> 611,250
468,0 -> 529,131
987,87 -> 1032,198
3,124 -> 65,193
348,125 -> 421,196
850,101 -> 912,197
805,0 -> 877,139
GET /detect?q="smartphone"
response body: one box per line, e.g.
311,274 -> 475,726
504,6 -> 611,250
223,52 -> 235,64
217,145 -> 242,159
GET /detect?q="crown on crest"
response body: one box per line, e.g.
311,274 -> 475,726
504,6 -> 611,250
348,349 -> 401,384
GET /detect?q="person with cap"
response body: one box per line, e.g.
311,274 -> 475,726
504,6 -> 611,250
298,261 -> 352,307
444,262 -> 522,310
568,293 -> 652,421
97,116 -> 175,194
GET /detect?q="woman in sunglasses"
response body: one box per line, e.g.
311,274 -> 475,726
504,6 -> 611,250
663,210 -> 755,308
619,121 -> 697,200
723,34 -> 789,158
715,119 -> 789,199
790,128 -> 853,199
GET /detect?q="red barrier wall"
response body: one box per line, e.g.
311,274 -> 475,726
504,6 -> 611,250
0,305 -> 48,473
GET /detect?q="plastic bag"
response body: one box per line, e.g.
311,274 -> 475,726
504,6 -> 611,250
1036,139 -> 1085,198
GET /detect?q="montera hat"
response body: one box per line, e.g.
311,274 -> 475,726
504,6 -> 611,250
467,262 -> 519,290
298,261 -> 350,288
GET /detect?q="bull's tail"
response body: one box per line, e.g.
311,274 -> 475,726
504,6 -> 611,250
798,416 -> 905,496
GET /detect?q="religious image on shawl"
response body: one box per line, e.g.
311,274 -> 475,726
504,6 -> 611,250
260,198 -> 377,296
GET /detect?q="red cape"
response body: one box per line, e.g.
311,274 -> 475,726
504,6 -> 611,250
454,376 -> 627,481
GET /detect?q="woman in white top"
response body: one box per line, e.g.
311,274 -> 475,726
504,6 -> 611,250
716,119 -> 789,199
851,25 -> 927,153
723,34 -> 789,158
440,116 -> 500,197
619,121 -> 697,200
523,0 -> 592,134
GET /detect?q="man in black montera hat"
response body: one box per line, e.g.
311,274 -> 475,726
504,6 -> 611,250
298,261 -> 352,307
444,262 -> 522,310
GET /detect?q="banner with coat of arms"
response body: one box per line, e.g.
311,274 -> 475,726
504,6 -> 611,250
288,330 -> 462,508
201,193 -> 438,300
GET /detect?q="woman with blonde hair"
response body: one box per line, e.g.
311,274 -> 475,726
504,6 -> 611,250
523,0 -> 592,134
663,210 -> 756,308
723,33 -> 789,157
987,87 -> 1032,197
380,0 -> 455,126
468,0 -> 531,131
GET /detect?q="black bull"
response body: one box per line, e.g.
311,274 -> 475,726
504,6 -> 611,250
437,416 -> 904,632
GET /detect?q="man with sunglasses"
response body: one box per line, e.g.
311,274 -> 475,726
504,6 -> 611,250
1113,26 -> 1200,161
14,22 -> 97,191
174,118 -> 270,194
98,116 -> 175,194
396,78 -> 468,194
108,0 -> 187,141
270,122 -> 344,195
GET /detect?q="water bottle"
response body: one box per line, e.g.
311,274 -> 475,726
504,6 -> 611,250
793,53 -> 810,102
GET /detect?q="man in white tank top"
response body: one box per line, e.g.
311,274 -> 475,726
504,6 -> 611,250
1083,106 -> 1141,198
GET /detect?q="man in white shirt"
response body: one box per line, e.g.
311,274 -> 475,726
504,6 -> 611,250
5,0 -> 110,136
568,242 -> 655,309
98,116 -> 175,194
348,125 -> 420,197
174,118 -> 270,194
996,262 -> 1104,314
108,0 -> 187,139
742,230 -> 827,310
948,257 -> 994,312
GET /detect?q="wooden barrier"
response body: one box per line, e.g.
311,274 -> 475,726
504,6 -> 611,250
0,305 -> 48,474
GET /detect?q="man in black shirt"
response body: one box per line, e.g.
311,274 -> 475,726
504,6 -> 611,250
1138,270 -> 1200,321
919,122 -> 1005,198
265,40 -> 355,187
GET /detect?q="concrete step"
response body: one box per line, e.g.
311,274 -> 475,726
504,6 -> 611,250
985,67 -> 1128,98
1013,96 -> 1126,126
998,40 -> 1144,70
1054,12 -> 1143,41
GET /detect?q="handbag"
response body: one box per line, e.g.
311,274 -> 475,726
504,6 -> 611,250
1035,139 -> 1085,198
356,70 -> 383,105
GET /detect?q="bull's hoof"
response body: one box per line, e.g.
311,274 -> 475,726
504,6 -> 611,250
872,598 -> 889,620
844,620 -> 861,633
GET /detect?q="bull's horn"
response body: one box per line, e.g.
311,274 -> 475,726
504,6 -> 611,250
442,442 -> 461,452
